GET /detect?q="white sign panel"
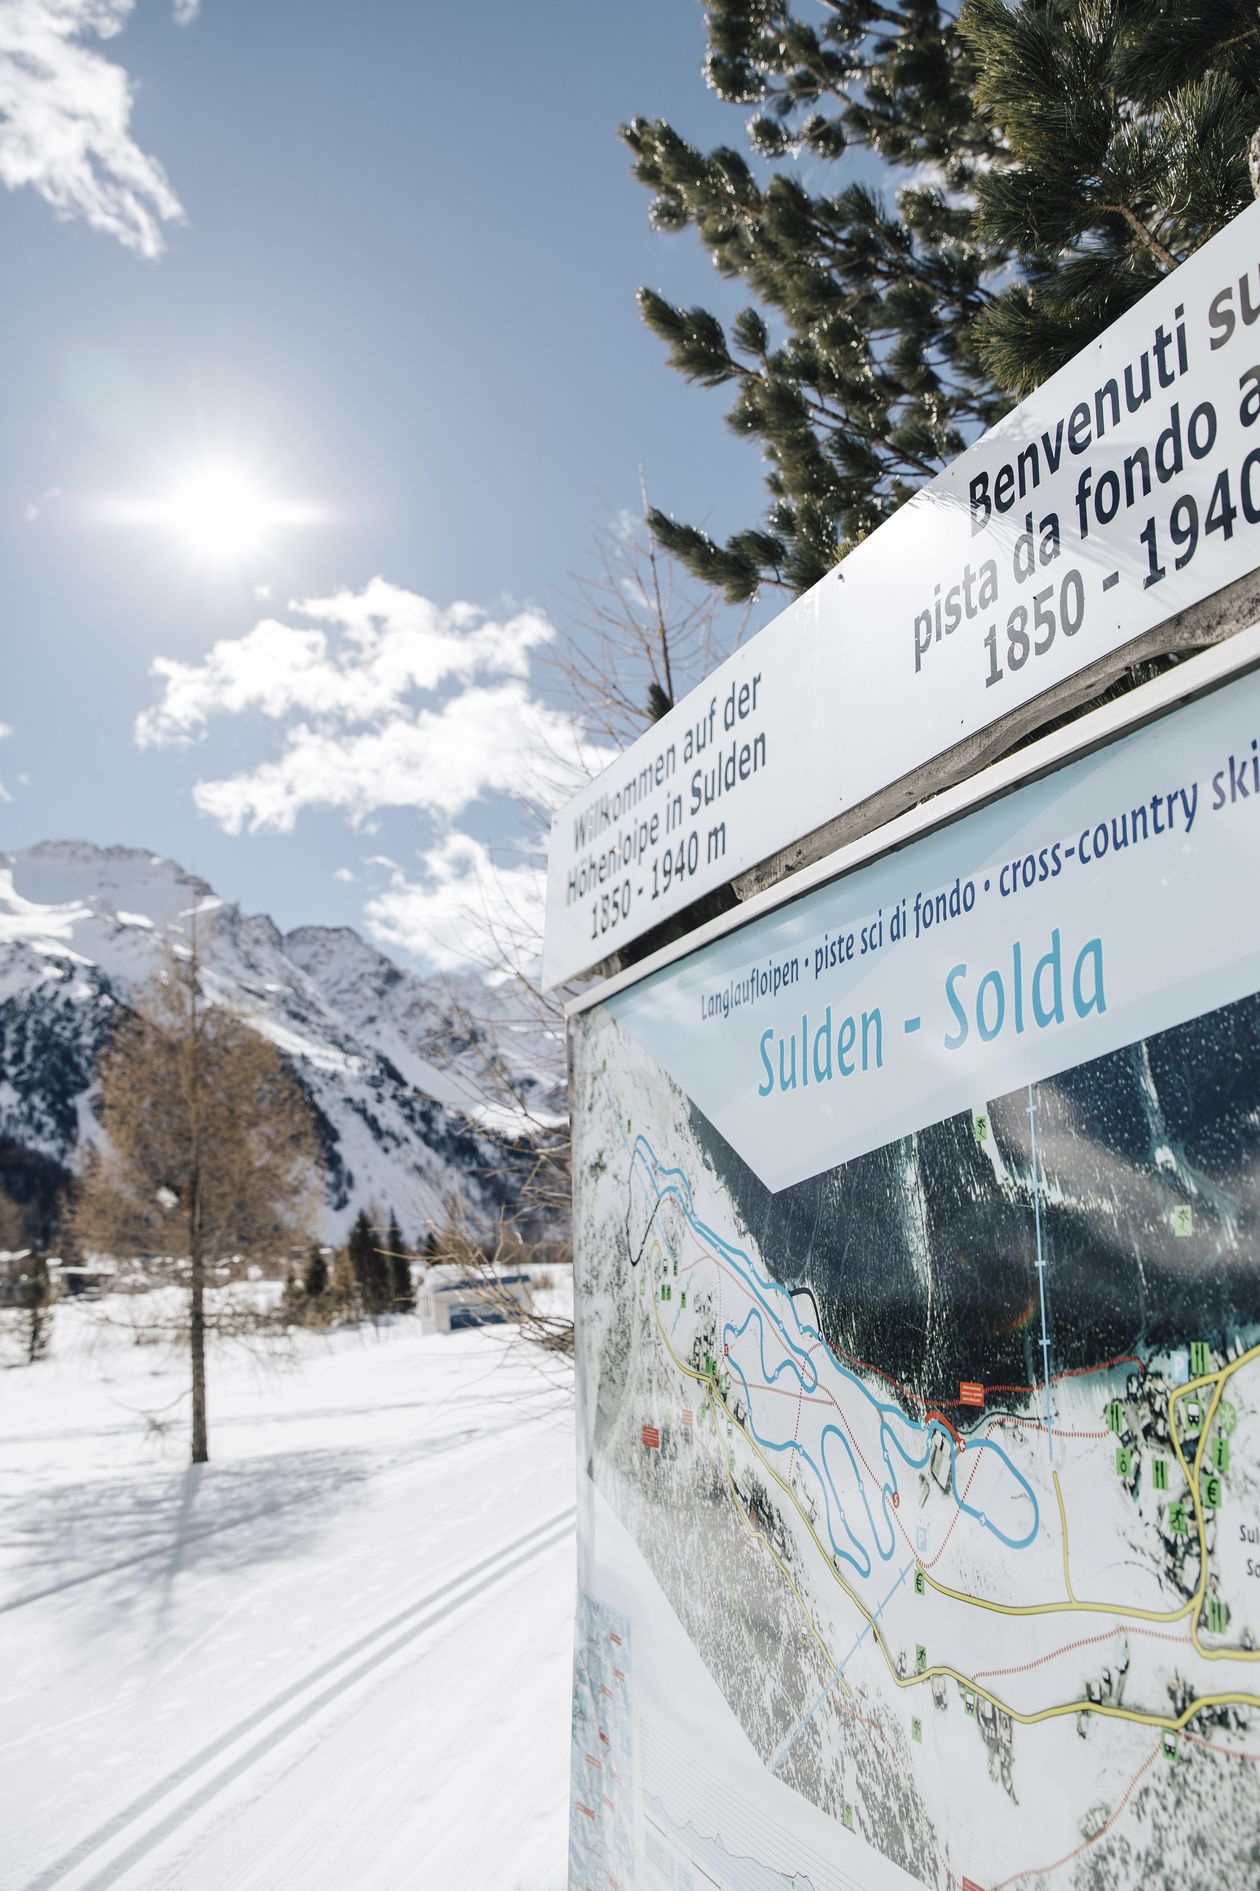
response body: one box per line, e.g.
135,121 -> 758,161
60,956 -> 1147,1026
544,199 -> 1260,987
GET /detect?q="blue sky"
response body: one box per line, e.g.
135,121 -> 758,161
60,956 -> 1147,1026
0,0 -> 781,967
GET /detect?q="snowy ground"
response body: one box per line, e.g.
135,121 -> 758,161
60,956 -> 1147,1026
0,1287 -> 576,1891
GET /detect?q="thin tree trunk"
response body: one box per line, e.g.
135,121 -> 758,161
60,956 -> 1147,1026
187,912 -> 209,1465
190,1246 -> 208,1463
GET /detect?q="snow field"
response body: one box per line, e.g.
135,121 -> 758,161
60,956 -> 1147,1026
0,1288 -> 576,1890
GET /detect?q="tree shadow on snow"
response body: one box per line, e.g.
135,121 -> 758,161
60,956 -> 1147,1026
0,1426 -> 487,1633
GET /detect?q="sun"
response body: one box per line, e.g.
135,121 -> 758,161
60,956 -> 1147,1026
165,464 -> 273,562
99,453 -> 321,573
158,459 -> 310,568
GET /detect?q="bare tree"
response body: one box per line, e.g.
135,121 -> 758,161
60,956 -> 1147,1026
544,476 -> 750,748
384,504 -> 741,1358
70,932 -> 322,1462
418,1197 -> 575,1366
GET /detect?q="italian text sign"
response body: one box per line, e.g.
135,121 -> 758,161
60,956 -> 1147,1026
545,199 -> 1260,986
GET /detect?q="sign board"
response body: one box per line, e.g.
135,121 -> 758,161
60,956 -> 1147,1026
567,651 -> 1260,1890
544,199 -> 1260,987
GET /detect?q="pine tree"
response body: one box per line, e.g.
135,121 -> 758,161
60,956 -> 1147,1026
347,1209 -> 368,1290
347,1208 -> 377,1308
348,1207 -> 394,1317
628,1 -> 1260,599
71,942 -> 321,1462
303,1244 -> 328,1299
962,0 -> 1260,395
386,1212 -> 412,1312
624,0 -> 1005,600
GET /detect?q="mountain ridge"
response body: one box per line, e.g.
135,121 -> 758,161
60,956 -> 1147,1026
0,840 -> 561,1244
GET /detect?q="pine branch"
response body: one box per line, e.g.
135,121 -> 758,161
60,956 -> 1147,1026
1098,199 -> 1180,272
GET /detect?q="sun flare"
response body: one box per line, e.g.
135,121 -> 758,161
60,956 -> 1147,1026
106,457 -> 320,571
166,465 -> 273,562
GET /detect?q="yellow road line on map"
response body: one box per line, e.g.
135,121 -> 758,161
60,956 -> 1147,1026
639,1220 -> 1260,1738
718,1455 -> 854,1700
922,1474 -> 1196,1625
1169,1343 -> 1260,1662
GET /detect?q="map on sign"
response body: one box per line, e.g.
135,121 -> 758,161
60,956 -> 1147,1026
570,979 -> 1260,1890
569,1594 -> 635,1891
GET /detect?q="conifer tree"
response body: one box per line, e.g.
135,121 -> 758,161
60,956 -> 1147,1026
303,1244 -> 328,1300
347,1208 -> 369,1289
16,1254 -> 53,1364
624,0 -> 1005,600
386,1212 -> 412,1311
628,0 -> 1260,599
961,0 -> 1260,395
347,1208 -> 378,1310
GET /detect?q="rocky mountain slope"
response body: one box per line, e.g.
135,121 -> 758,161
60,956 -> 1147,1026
0,842 -> 563,1244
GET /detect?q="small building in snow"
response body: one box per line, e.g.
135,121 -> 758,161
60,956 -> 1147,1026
416,1265 -> 534,1335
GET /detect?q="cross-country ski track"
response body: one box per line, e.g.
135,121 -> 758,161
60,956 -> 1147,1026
0,1294 -> 577,1891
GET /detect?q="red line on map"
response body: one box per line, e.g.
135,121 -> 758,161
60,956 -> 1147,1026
1183,1727 -> 1260,1763
972,1622 -> 1190,1683
693,1233 -> 1144,1421
926,1409 -> 965,1449
988,1745 -> 1159,1889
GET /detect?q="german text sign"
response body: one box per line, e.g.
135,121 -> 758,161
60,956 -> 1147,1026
544,199 -> 1260,987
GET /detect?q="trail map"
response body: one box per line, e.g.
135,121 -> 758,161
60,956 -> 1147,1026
568,672 -> 1260,1890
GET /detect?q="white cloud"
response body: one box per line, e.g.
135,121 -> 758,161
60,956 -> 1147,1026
172,0 -> 199,22
138,578 -> 603,837
0,0 -> 185,257
191,681 -> 588,834
139,576 -> 610,974
0,722 -> 12,740
364,835 -> 546,974
136,577 -> 553,748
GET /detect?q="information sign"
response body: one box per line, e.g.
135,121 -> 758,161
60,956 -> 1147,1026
545,200 -> 1260,987
567,658 -> 1260,1890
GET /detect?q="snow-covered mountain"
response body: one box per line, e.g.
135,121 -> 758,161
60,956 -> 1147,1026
0,841 -> 563,1242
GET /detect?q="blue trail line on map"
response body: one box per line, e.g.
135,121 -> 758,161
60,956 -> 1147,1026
722,1303 -> 1038,1564
629,1133 -> 1041,1576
